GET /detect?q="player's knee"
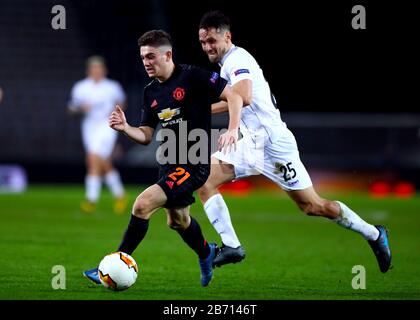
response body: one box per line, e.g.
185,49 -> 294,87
197,182 -> 217,203
132,197 -> 153,219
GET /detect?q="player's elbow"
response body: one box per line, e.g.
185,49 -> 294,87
143,137 -> 152,145
138,127 -> 154,145
242,94 -> 252,107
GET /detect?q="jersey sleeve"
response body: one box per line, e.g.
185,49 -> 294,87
139,89 -> 159,129
69,82 -> 84,109
224,53 -> 253,86
191,67 -> 227,104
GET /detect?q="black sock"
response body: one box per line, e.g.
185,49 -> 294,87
117,215 -> 149,255
177,217 -> 210,259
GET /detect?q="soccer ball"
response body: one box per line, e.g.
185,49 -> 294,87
98,252 -> 138,291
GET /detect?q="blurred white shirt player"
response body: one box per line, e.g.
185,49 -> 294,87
196,11 -> 391,273
69,56 -> 127,214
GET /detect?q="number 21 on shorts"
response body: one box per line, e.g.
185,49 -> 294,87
167,167 -> 190,185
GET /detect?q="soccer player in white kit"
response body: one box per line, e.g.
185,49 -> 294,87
197,11 -> 392,273
69,56 -> 127,214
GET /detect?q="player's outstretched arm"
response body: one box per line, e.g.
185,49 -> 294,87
218,86 -> 242,153
109,105 -> 154,145
211,79 -> 252,114
232,79 -> 252,106
67,103 -> 92,115
211,101 -> 228,114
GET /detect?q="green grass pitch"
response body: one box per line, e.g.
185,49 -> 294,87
0,185 -> 419,300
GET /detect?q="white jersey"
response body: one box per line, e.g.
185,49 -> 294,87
219,44 -> 285,141
70,78 -> 125,123
70,78 -> 125,158
214,45 -> 313,191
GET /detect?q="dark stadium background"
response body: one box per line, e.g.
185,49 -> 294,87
1,0 -> 420,305
0,0 -> 417,190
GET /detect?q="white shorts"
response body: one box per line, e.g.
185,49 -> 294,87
81,120 -> 118,159
213,126 -> 313,191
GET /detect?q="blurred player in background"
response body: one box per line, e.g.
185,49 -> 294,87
69,56 -> 127,214
197,11 -> 392,273
83,30 -> 243,287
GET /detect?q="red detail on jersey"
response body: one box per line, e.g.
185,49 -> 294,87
166,180 -> 174,189
151,99 -> 158,108
172,87 -> 185,101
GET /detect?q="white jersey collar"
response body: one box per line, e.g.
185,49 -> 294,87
88,77 -> 107,85
219,44 -> 236,67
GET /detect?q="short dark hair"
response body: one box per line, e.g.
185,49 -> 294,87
199,10 -> 230,31
138,30 -> 172,48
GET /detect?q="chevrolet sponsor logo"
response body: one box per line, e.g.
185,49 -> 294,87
158,108 -> 181,121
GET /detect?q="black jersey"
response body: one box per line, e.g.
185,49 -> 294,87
139,64 -> 227,169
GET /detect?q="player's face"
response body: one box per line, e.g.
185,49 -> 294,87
140,45 -> 170,78
87,63 -> 106,81
198,28 -> 231,63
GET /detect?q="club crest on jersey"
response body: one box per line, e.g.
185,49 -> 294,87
210,72 -> 219,83
151,99 -> 158,108
172,87 -> 185,101
158,107 -> 181,121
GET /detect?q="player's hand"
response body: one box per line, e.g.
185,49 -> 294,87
218,129 -> 238,154
109,105 -> 127,132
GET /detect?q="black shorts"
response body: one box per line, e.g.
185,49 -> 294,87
157,164 -> 210,209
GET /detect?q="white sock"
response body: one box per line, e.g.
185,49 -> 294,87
85,175 -> 101,203
104,170 -> 125,198
333,201 -> 380,241
204,193 -> 241,248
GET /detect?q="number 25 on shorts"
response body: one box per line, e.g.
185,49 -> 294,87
167,167 -> 191,186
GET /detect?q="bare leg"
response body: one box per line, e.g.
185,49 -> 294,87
198,157 -> 235,203
117,184 -> 167,254
286,186 -> 392,272
286,186 -> 379,240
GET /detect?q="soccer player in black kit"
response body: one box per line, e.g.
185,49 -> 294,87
83,30 -> 243,287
